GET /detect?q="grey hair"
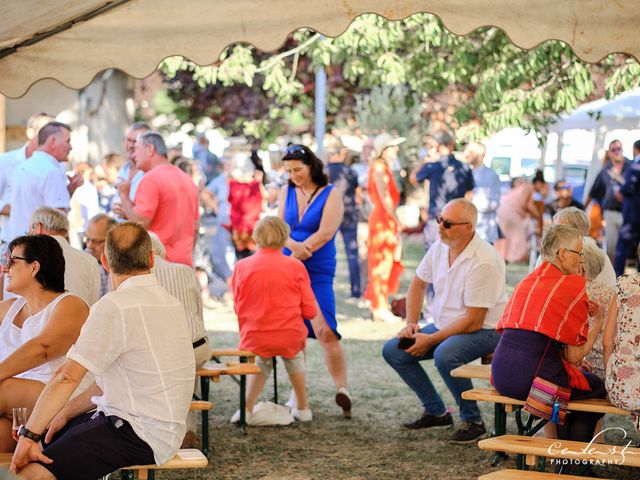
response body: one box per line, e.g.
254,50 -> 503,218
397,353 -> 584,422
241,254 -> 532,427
148,232 -> 167,259
31,206 -> 69,233
88,213 -> 117,231
139,131 -> 168,158
130,122 -> 150,132
553,207 -> 590,235
253,216 -> 290,249
539,224 -> 582,263
582,237 -> 605,280
433,130 -> 454,147
447,198 -> 478,228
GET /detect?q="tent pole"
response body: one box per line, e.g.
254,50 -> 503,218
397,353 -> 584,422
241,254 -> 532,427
0,93 -> 5,153
315,65 -> 326,158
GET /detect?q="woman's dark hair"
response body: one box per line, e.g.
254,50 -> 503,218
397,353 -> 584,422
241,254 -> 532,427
532,169 -> 546,184
282,144 -> 328,187
8,235 -> 65,293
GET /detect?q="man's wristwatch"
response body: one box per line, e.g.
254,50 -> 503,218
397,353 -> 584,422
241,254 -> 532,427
18,425 -> 42,442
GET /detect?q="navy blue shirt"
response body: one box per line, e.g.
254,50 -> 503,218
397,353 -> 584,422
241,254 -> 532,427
620,158 -> 640,223
588,160 -> 631,212
415,154 -> 475,217
326,162 -> 359,228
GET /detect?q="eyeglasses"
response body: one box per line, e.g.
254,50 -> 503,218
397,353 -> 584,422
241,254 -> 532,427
563,248 -> 584,257
609,147 -> 622,153
7,255 -> 28,268
283,144 -> 309,160
436,216 -> 470,229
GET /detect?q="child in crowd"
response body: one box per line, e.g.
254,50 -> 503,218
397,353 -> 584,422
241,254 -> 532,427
232,216 -> 317,421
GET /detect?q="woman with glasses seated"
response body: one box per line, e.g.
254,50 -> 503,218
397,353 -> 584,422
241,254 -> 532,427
277,144 -> 352,418
0,235 -> 89,452
492,225 -> 607,444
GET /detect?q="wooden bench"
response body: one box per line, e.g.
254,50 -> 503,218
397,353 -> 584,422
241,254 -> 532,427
123,448 -> 208,479
451,363 -> 491,380
479,468 -> 605,479
462,387 -> 629,467
210,349 -> 256,363
0,450 -> 207,480
479,434 -> 640,469
197,362 -> 261,453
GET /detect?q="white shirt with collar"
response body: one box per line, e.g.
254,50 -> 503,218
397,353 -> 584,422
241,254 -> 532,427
52,235 -> 101,306
67,273 -> 195,465
8,150 -> 70,242
0,144 -> 27,243
416,233 -> 508,330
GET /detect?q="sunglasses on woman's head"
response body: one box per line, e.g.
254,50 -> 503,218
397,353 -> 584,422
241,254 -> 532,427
283,144 -> 308,160
436,216 -> 470,229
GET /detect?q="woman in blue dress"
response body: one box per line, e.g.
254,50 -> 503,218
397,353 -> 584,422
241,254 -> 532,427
277,144 -> 351,418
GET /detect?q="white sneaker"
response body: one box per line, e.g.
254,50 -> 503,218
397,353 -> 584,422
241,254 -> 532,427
292,408 -> 313,422
373,308 -> 402,323
230,409 -> 252,424
285,390 -> 297,410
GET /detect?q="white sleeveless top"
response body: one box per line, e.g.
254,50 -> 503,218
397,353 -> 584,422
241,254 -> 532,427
0,292 -> 75,383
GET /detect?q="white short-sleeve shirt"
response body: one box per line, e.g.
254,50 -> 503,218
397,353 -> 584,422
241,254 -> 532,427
416,233 -> 508,330
0,145 -> 27,243
8,151 -> 70,242
67,274 -> 195,465
52,236 -> 101,306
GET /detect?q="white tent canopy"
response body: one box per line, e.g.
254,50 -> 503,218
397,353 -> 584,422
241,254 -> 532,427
0,0 -> 639,98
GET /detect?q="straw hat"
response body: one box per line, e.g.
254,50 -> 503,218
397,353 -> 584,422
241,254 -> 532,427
373,133 -> 405,159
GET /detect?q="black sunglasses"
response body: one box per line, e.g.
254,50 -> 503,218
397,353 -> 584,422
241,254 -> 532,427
6,254 -> 28,268
436,216 -> 470,229
283,144 -> 309,160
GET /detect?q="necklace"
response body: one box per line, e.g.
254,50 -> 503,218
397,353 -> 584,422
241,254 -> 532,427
299,185 -> 321,205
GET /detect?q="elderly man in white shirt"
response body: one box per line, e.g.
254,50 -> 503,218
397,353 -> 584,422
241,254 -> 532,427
29,207 -> 100,306
10,222 -> 195,480
8,122 -> 83,244
382,198 -> 506,444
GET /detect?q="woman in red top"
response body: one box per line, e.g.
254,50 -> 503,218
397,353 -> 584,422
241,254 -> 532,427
232,216 -> 317,421
492,224 -> 607,445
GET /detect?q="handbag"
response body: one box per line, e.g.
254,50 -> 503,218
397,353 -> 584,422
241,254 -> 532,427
523,340 -> 571,425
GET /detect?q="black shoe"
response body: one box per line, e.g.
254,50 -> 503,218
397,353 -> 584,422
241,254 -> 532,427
449,421 -> 486,444
402,412 -> 453,430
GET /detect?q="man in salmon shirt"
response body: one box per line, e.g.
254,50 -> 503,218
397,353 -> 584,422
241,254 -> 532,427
115,132 -> 199,266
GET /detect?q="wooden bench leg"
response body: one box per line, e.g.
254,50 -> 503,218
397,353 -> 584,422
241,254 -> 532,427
200,376 -> 210,455
491,403 -> 508,467
272,357 -> 278,404
239,373 -> 247,435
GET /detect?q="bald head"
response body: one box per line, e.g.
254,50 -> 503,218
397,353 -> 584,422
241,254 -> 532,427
104,222 -> 152,275
444,198 -> 478,228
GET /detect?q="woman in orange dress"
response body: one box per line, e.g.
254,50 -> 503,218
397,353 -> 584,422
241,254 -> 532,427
364,134 -> 404,322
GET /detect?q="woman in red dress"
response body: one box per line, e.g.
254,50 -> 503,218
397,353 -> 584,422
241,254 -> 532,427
364,134 -> 404,322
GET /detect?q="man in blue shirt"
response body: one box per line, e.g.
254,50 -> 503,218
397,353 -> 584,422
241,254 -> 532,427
614,139 -> 640,275
411,130 -> 475,249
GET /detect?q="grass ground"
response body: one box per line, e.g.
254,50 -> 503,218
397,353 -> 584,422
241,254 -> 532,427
159,235 -> 640,480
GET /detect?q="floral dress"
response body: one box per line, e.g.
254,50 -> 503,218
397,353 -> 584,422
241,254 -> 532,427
584,279 -> 613,380
605,274 -> 640,430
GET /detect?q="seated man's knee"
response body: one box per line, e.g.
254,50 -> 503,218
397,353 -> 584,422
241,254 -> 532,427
433,339 -> 464,372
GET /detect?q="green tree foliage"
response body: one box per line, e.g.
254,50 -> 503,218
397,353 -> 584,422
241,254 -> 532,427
159,13 -> 638,143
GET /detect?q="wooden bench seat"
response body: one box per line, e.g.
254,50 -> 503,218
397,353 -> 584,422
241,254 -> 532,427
451,364 -> 491,380
479,468 -> 606,479
125,448 -> 208,479
462,387 -> 630,416
0,453 -> 10,467
189,400 -> 213,411
210,349 -> 256,363
479,434 -> 640,467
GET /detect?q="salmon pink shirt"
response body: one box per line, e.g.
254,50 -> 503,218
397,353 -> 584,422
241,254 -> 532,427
134,164 -> 199,266
232,248 -> 317,358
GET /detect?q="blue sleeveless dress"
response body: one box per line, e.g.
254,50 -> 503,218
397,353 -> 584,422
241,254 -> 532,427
283,185 -> 341,339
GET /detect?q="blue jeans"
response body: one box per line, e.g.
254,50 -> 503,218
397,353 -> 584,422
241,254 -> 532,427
340,225 -> 361,297
382,323 -> 499,422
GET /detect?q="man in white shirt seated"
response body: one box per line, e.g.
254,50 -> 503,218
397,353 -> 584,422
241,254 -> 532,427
29,207 -> 100,306
382,199 -> 507,444
10,222 -> 196,480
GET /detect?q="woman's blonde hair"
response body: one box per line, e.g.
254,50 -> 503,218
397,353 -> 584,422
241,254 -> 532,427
252,216 -> 290,249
